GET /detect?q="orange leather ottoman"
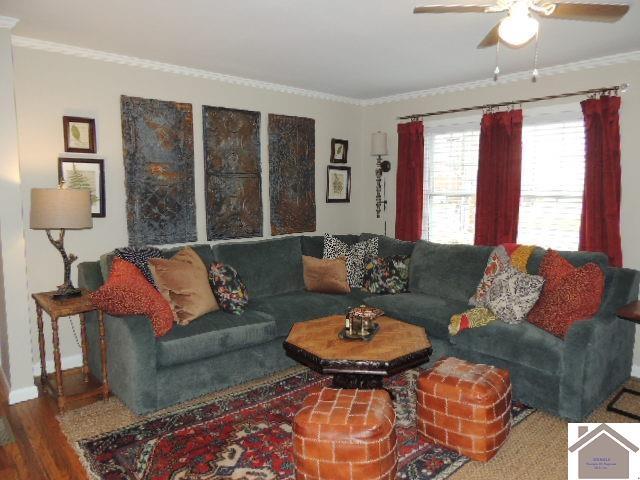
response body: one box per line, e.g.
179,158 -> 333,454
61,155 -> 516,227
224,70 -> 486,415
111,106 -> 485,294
416,357 -> 511,462
292,387 -> 397,480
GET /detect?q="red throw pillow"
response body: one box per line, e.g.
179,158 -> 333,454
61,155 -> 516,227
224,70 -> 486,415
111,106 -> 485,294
527,250 -> 605,339
90,258 -> 174,337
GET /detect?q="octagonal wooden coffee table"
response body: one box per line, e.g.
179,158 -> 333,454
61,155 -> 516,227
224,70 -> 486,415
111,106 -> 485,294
283,315 -> 432,389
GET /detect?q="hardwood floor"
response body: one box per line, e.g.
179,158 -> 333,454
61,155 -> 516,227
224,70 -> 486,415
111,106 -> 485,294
0,370 -> 91,479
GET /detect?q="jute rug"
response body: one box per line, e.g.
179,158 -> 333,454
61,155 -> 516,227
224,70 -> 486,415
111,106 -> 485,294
58,368 -> 639,480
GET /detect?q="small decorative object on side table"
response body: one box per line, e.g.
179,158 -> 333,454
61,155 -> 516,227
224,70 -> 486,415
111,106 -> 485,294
32,289 -> 109,412
340,305 -> 384,341
608,300 -> 640,420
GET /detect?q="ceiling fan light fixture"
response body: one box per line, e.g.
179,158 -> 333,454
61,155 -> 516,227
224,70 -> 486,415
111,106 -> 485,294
498,13 -> 539,47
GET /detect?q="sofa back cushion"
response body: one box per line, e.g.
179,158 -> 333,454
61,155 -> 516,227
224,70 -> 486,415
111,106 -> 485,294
409,240 -> 493,302
300,234 -> 360,258
359,233 -> 415,257
212,236 -> 304,298
526,247 -> 608,274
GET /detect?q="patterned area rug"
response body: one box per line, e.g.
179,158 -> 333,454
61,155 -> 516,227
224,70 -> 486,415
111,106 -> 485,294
76,369 -> 532,479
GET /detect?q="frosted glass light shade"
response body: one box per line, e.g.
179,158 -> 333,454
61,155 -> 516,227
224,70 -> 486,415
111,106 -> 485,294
30,188 -> 93,230
498,14 -> 538,47
371,131 -> 388,156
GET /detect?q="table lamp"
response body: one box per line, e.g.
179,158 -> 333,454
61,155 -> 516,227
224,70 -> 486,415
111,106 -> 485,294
30,187 -> 93,300
371,131 -> 391,219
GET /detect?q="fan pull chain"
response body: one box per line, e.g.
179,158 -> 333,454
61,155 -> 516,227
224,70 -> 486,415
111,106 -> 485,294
494,41 -> 501,82
531,30 -> 540,83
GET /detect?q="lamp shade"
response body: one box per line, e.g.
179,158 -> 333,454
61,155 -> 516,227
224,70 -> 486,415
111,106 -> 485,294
30,188 -> 93,230
371,131 -> 388,156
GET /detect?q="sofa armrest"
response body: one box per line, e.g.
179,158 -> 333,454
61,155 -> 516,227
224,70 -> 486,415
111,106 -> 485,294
86,311 -> 158,414
78,261 -> 103,291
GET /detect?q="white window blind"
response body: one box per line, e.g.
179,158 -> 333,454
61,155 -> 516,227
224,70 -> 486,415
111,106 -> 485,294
422,109 -> 585,249
517,114 -> 585,250
423,123 -> 480,244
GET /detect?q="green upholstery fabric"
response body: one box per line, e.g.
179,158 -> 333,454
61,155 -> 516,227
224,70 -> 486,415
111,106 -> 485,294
156,338 -> 297,409
449,320 -> 563,374
156,310 -> 276,367
300,234 -> 360,258
409,241 -> 493,303
363,293 -> 468,339
527,247 -> 608,274
78,261 -> 103,291
98,244 -> 214,282
213,237 -> 304,299
359,234 -> 415,257
251,291 -> 358,337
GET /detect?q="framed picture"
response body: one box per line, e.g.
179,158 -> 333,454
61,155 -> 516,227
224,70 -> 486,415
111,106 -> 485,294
330,138 -> 348,163
63,116 -> 96,153
58,158 -> 105,217
326,166 -> 351,203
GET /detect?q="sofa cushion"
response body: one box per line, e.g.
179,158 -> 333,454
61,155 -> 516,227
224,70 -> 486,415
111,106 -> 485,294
360,234 -> 415,257
449,319 -> 564,375
156,310 -> 275,367
363,293 -> 469,339
409,241 -> 493,303
251,291 -> 358,336
213,237 -> 304,299
527,247 -> 608,274
300,234 -> 360,258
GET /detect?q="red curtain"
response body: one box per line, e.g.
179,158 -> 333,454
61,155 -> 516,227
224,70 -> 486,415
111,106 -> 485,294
395,121 -> 425,241
580,95 -> 623,267
474,110 -> 523,246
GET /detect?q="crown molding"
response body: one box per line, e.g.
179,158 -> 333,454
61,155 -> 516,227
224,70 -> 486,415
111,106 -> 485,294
10,35 -> 362,105
361,50 -> 640,106
0,16 -> 19,29
10,34 -> 640,106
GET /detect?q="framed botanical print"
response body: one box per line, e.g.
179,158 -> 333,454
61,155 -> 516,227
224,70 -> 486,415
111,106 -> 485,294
326,166 -> 351,203
58,158 -> 106,217
63,116 -> 96,153
330,138 -> 348,163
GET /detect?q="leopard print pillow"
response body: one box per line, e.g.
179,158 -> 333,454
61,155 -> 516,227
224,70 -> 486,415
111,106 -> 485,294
323,234 -> 378,288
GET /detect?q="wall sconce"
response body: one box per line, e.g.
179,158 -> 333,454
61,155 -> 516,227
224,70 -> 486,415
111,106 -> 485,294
371,132 -> 391,219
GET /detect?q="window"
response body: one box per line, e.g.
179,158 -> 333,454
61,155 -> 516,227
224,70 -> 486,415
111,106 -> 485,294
423,121 -> 480,244
422,109 -> 585,250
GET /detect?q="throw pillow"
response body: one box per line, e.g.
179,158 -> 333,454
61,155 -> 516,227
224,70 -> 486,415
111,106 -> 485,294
323,234 -> 379,288
470,243 -> 536,306
148,247 -> 218,325
482,264 -> 544,325
302,255 -> 350,294
89,258 -> 174,337
527,250 -> 605,339
362,255 -> 410,294
208,262 -> 249,315
114,246 -> 163,287
449,307 -> 496,336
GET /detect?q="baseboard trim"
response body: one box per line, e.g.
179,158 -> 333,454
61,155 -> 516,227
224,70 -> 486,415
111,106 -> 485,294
31,354 -> 83,376
8,385 -> 38,404
631,365 -> 640,379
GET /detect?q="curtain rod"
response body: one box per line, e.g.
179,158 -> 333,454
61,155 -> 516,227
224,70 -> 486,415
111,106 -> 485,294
397,83 -> 629,121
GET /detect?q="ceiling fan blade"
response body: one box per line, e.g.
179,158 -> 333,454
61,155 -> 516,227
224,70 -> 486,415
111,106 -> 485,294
477,23 -> 500,48
413,5 -> 494,13
546,2 -> 630,22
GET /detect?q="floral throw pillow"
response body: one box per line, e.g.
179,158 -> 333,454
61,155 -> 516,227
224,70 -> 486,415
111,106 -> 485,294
323,234 -> 379,288
208,262 -> 249,315
362,255 -> 410,294
449,307 -> 496,336
482,264 -> 544,325
114,246 -> 163,288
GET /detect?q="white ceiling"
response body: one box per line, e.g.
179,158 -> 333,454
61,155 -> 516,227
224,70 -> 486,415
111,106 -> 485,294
2,0 -> 639,99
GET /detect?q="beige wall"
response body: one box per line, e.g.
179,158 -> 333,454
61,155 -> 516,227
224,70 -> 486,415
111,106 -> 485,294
12,46 -> 365,374
360,61 -> 640,367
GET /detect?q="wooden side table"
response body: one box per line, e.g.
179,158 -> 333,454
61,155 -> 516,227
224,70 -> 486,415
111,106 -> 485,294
32,289 -> 109,411
607,301 -> 640,420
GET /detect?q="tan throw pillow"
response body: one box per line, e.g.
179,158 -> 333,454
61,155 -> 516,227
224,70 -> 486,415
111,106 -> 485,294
149,247 -> 218,325
302,255 -> 350,294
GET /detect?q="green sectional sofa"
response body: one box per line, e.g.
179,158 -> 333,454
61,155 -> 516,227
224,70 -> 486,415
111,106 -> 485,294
78,234 -> 639,421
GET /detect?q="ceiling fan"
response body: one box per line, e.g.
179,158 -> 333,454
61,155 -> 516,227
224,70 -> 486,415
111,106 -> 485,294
413,0 -> 630,49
